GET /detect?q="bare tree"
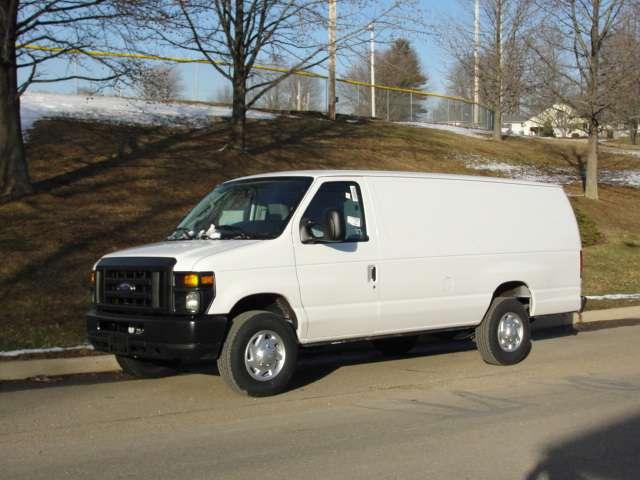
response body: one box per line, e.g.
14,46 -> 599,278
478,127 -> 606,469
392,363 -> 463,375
0,0 -> 137,200
442,0 -> 536,140
446,55 -> 475,99
134,65 -> 183,102
255,68 -> 323,111
144,1 -> 420,149
521,25 -> 570,117
146,1 -> 328,149
604,8 -> 640,144
532,0 -> 626,199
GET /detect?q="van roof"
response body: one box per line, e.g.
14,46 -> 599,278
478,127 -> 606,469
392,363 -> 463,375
233,170 -> 561,188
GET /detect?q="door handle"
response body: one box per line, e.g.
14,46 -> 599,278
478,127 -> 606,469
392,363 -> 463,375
367,264 -> 377,283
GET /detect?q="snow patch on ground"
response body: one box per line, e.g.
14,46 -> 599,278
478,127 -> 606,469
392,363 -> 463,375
0,344 -> 93,358
460,154 -> 576,184
602,146 -> 640,159
398,121 -> 490,139
586,293 -> 640,301
21,92 -> 276,133
601,170 -> 640,188
458,154 -> 640,188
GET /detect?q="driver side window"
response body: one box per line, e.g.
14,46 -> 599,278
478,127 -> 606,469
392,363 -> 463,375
301,181 -> 368,242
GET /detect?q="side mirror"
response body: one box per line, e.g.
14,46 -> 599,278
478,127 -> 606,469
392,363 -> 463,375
325,209 -> 344,242
300,209 -> 344,243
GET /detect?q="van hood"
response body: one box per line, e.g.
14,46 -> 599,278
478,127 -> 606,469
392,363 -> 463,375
100,240 -> 261,271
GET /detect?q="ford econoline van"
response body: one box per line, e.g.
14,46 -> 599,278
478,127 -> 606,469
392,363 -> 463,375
87,171 -> 582,396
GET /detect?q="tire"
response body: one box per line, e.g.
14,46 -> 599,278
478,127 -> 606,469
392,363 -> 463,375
116,355 -> 178,378
475,298 -> 531,366
372,335 -> 418,356
217,310 -> 298,397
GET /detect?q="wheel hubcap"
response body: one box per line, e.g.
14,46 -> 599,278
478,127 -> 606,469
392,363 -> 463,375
497,312 -> 524,352
244,330 -> 286,381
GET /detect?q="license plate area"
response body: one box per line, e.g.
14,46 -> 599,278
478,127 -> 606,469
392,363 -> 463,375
108,333 -> 130,355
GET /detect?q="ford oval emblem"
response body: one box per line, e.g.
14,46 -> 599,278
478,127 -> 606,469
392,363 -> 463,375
116,282 -> 136,293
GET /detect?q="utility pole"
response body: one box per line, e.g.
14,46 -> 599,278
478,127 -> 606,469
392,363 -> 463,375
327,0 -> 337,120
74,56 -> 79,95
473,0 -> 480,126
493,0 -> 503,140
194,63 -> 200,101
369,23 -> 376,118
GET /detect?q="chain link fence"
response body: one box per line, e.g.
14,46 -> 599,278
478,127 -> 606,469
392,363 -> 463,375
335,81 -> 493,129
22,45 -> 494,131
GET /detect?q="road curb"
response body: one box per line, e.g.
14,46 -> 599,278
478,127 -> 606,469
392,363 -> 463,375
2,305 -> 640,382
0,354 -> 120,381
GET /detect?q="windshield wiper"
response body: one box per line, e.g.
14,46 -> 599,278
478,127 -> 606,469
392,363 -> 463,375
167,227 -> 193,240
214,225 -> 275,240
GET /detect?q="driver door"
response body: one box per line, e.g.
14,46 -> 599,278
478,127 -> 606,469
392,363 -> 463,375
293,179 -> 379,342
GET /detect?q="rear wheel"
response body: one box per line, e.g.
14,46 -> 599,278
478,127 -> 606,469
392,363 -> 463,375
116,356 -> 178,378
475,298 -> 531,365
372,335 -> 419,356
217,310 -> 298,396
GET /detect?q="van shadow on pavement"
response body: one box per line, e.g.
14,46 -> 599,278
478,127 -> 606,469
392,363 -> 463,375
285,324 -> 580,392
525,410 -> 640,479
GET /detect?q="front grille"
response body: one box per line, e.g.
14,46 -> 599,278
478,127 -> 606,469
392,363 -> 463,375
101,269 -> 160,308
95,257 -> 176,314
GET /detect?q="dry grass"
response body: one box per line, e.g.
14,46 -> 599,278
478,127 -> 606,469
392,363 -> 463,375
1,115 -> 639,350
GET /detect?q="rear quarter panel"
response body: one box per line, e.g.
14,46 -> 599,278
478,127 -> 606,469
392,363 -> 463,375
369,176 -> 580,333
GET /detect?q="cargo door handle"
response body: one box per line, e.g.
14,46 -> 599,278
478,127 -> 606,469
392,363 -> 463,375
367,264 -> 377,284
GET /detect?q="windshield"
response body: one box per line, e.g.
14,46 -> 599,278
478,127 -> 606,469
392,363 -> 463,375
168,177 -> 313,240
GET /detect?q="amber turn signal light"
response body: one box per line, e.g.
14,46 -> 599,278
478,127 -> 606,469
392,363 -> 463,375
200,274 -> 214,286
183,273 -> 199,288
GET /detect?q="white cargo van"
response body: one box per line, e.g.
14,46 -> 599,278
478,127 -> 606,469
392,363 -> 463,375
87,171 -> 582,396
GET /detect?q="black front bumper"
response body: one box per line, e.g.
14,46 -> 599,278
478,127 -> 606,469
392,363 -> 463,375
87,308 -> 228,362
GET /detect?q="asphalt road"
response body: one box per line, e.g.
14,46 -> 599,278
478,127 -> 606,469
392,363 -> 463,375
2,324 -> 640,480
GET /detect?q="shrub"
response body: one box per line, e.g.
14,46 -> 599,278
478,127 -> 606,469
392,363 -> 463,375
540,121 -> 555,137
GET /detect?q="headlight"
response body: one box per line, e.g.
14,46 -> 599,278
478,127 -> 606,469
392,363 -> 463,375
185,291 -> 200,313
173,272 -> 215,314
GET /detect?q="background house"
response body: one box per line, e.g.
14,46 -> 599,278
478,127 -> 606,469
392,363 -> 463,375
503,104 -> 589,138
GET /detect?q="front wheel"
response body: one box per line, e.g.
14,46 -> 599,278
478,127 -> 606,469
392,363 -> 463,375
217,310 -> 298,396
116,355 -> 178,378
475,298 -> 531,365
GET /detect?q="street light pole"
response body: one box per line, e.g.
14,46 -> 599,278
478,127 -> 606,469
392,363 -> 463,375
473,0 -> 480,126
369,23 -> 376,118
327,0 -> 337,120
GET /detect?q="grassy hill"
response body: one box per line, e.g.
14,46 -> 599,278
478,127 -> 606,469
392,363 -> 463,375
1,115 -> 639,350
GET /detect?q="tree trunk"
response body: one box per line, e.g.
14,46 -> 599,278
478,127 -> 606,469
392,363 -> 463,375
230,72 -> 247,151
228,0 -> 247,150
493,108 -> 502,140
630,119 -> 638,146
0,6 -> 31,200
585,125 -> 599,200
584,0 -> 600,200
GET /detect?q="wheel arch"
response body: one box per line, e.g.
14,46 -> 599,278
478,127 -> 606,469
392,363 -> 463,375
228,293 -> 299,332
491,281 -> 535,316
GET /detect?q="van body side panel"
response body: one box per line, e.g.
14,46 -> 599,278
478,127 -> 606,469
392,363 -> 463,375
370,177 -> 580,333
